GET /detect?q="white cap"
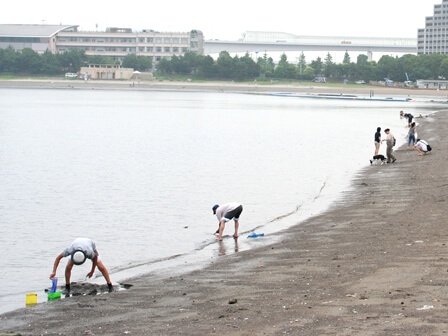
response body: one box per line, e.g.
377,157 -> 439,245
71,250 -> 86,265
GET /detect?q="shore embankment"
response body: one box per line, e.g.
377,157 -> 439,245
2,78 -> 448,98
0,81 -> 448,335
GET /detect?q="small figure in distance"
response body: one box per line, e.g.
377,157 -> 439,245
381,128 -> 397,163
212,203 -> 243,241
400,110 -> 404,119
374,127 -> 381,156
50,237 -> 114,293
414,139 -> 431,155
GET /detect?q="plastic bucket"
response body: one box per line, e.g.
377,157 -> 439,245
47,291 -> 61,301
26,293 -> 38,306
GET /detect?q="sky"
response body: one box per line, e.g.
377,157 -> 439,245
0,0 -> 438,40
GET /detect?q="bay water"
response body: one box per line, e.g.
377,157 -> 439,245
0,87 -> 443,314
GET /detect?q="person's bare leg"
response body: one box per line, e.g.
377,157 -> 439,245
233,220 -> 239,238
96,261 -> 112,284
217,220 -> 225,241
65,261 -> 73,286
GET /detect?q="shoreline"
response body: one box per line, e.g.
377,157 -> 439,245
2,78 -> 448,98
1,86 -> 448,335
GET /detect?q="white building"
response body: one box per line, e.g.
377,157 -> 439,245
0,24 -> 204,62
418,0 -> 448,55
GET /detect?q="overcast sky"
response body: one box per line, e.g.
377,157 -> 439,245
0,1 -> 438,40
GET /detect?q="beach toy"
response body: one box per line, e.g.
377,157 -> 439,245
26,293 -> 37,306
47,291 -> 62,301
50,277 -> 58,293
248,232 -> 265,238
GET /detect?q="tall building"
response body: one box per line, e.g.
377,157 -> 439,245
0,24 -> 204,61
418,0 -> 448,55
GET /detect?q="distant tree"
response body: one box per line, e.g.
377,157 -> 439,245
41,50 -> 61,75
57,49 -> 87,72
273,53 -> 297,79
233,53 -> 260,80
122,54 -> 139,70
197,55 -> 216,78
302,65 -> 315,80
17,48 -> 42,74
324,53 -> 336,78
0,46 -> 20,72
216,51 -> 235,79
439,57 -> 448,80
88,55 -> 116,65
298,52 -> 306,75
343,51 -> 351,64
356,54 -> 368,65
258,53 -> 275,78
310,57 -> 323,75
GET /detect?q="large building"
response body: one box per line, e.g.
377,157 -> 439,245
418,0 -> 448,55
0,24 -> 204,61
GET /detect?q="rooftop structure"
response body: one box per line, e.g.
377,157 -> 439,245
0,24 -> 78,53
418,0 -> 448,55
241,31 -> 416,47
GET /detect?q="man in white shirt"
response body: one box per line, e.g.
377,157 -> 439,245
212,203 -> 243,241
381,128 -> 397,163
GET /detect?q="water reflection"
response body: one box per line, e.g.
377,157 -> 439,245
218,238 -> 239,256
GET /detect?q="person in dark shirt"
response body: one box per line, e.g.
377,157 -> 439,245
374,127 -> 381,156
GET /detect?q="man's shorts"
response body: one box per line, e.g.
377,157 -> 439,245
223,205 -> 243,221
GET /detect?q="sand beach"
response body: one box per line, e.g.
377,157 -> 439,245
0,80 -> 448,336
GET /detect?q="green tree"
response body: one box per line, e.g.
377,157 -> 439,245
343,51 -> 351,64
310,57 -> 323,75
258,53 -> 275,78
88,55 -> 116,65
298,52 -> 306,76
324,53 -> 335,78
18,48 -> 42,74
216,51 -> 235,79
57,49 -> 87,72
274,53 -> 296,79
41,50 -> 61,75
1,46 -> 20,72
122,54 -> 139,70
197,55 -> 216,78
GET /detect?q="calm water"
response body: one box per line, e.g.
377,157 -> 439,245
0,87 -> 443,314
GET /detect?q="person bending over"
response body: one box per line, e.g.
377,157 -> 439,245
50,237 -> 113,292
212,203 -> 243,241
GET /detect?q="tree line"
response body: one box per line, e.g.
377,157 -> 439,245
2,45 -> 448,83
158,51 -> 448,83
0,47 -> 152,75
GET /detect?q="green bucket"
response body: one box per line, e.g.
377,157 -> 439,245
47,291 -> 61,301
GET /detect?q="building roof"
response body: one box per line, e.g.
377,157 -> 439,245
0,24 -> 78,38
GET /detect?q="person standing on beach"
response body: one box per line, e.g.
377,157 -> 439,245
50,237 -> 114,293
374,127 -> 382,155
212,203 -> 243,241
407,122 -> 417,150
407,113 -> 414,127
382,128 -> 397,163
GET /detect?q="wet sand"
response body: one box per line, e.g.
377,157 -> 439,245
1,80 -> 448,335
